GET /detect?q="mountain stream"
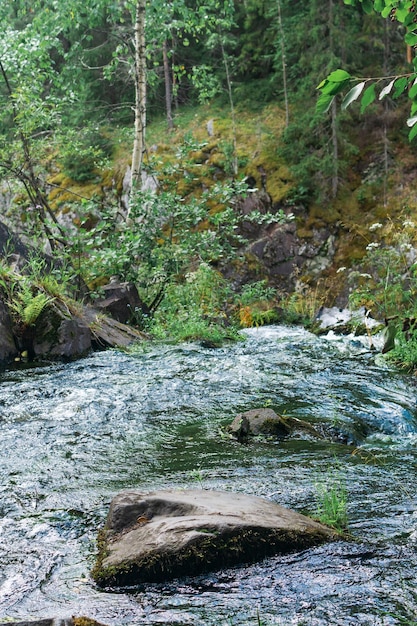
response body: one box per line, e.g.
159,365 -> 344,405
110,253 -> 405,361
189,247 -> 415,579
0,325 -> 416,625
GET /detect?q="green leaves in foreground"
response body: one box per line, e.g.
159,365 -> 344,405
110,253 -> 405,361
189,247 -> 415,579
317,0 -> 417,140
316,69 -> 417,140
316,69 -> 352,113
343,0 -> 417,24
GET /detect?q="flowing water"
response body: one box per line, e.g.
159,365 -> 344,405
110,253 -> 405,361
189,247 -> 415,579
0,325 -> 416,626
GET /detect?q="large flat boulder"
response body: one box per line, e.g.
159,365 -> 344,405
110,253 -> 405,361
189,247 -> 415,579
28,301 -> 147,360
81,306 -> 148,349
92,489 -> 339,587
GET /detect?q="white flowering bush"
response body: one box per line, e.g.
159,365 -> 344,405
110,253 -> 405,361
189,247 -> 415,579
349,217 -> 417,321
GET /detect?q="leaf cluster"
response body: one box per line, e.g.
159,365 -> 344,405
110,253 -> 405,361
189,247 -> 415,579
317,0 -> 417,139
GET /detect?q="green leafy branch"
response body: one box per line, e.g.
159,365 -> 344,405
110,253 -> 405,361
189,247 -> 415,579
317,0 -> 417,139
317,69 -> 415,130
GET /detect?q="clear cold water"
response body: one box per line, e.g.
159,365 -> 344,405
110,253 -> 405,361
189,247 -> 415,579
0,325 -> 416,625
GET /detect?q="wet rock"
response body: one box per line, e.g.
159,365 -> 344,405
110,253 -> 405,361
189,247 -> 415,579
315,306 -> 382,335
381,321 -> 397,354
95,280 -> 149,324
229,408 -> 323,442
81,306 -> 149,349
382,316 -> 417,354
18,299 -> 147,361
31,301 -> 92,360
92,489 -> 338,586
229,408 -> 290,441
0,298 -> 18,364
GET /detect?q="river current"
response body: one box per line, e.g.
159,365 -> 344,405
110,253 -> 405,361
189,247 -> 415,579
0,325 -> 416,625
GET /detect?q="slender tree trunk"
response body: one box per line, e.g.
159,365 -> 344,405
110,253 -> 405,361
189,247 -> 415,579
407,44 -> 413,64
220,35 -> 238,177
163,39 -> 174,130
276,0 -> 289,127
382,19 -> 390,207
130,0 -> 147,197
328,0 -> 338,197
171,38 -> 179,110
331,99 -> 338,198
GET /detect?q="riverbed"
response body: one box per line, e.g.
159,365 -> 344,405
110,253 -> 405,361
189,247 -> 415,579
0,325 -> 416,625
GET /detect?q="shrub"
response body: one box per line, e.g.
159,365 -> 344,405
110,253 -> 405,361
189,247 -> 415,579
386,327 -> 417,373
149,263 -> 240,344
348,218 -> 417,321
235,280 -> 278,328
59,128 -> 112,182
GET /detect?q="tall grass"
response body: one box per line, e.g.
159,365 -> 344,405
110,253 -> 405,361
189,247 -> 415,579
314,474 -> 348,532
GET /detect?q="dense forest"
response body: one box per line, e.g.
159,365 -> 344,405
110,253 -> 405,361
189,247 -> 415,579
1,0 -> 417,367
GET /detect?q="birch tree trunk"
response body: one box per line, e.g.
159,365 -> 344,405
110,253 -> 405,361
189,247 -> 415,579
130,0 -> 147,198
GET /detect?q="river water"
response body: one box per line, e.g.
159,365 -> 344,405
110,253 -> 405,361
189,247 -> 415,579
0,325 -> 416,626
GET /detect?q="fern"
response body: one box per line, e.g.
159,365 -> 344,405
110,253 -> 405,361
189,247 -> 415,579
22,293 -> 54,325
10,290 -> 54,326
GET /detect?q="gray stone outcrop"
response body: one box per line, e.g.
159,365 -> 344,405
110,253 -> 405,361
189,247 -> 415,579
32,301 -> 92,360
2,298 -> 147,364
95,280 -> 149,324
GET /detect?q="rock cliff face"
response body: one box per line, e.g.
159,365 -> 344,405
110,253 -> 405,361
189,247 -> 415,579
224,190 -> 337,295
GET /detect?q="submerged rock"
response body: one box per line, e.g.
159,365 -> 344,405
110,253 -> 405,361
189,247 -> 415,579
229,408 -> 290,441
92,489 -> 339,587
229,408 -> 323,442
